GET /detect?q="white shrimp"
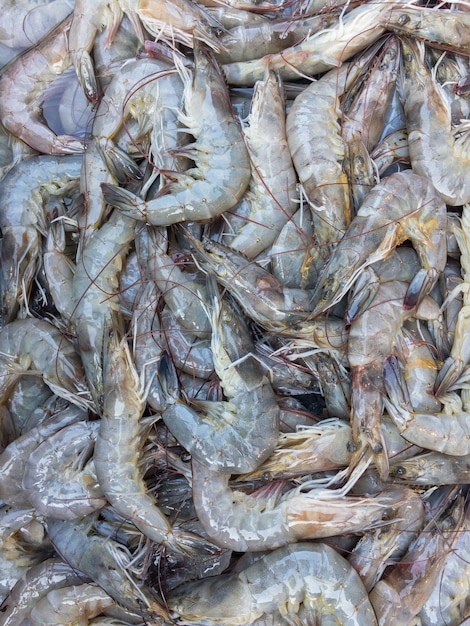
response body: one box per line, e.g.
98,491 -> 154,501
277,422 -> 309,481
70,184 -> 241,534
169,542 -> 378,625
101,41 -> 251,225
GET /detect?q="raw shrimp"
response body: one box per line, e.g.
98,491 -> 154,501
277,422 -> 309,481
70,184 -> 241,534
222,0 -> 401,85
391,451 -> 470,485
383,4 -> 470,56
93,327 -> 216,557
72,210 -> 136,404
43,218 -> 77,323
162,274 -> 279,474
191,458 -> 405,552
0,318 -> 93,411
0,15 -> 86,154
46,515 -> 168,620
101,41 -> 251,225
22,420 -> 106,519
0,404 -> 86,508
169,543 -> 377,625
309,170 -> 447,317
28,583 -> 115,625
227,70 -> 298,259
0,558 -> 85,625
0,154 -> 81,324
187,234 -> 313,329
348,487 -> 424,592
398,38 -> 470,206
371,128 -> 409,176
370,493 -> 466,626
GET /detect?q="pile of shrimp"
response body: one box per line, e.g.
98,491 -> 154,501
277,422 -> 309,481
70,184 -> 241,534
2,0 -> 470,623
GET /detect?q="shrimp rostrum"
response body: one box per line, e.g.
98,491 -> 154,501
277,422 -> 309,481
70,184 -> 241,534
102,40 -> 251,225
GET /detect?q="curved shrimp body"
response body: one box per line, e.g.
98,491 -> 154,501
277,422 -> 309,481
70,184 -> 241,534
170,543 -> 377,625
227,70 -> 298,259
0,558 -> 86,626
384,5 -> 470,56
0,404 -> 86,508
46,515 -> 168,620
0,318 -> 93,411
22,420 -> 106,520
0,15 -> 85,154
192,458 -> 401,552
0,154 -> 82,324
163,277 -> 279,474
309,170 -> 447,317
222,0 -> 397,85
72,210 -> 136,405
370,494 -> 466,626
94,331 -> 213,557
28,583 -> 115,625
102,42 -> 251,225
399,38 -> 470,206
187,236 -> 313,329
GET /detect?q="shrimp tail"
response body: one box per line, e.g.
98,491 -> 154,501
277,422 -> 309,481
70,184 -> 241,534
97,141 -> 143,184
74,50 -> 100,104
101,183 -> 146,219
170,527 -> 221,558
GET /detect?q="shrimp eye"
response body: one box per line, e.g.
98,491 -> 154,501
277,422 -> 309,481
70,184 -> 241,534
397,14 -> 410,25
394,466 -> 406,476
373,443 -> 383,454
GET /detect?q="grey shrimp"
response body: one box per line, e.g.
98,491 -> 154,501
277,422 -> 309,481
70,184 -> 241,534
162,274 -> 279,474
22,420 -> 106,519
0,154 -> 81,324
191,458 -> 406,552
169,543 -> 377,625
310,170 -> 447,317
391,451 -> 470,485
0,15 -> 86,154
93,327 -> 217,557
102,41 -> 251,226
398,37 -> 470,206
227,70 -> 298,259
0,318 -> 93,411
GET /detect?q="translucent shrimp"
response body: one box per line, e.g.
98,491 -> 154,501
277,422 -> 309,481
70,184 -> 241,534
0,154 -> 81,324
162,274 -> 279,474
0,15 -> 86,154
383,4 -> 470,56
370,493 -> 466,626
169,543 -> 377,625
93,327 -> 216,557
391,451 -> 470,485
222,0 -> 402,85
101,41 -> 251,225
22,420 -> 106,519
191,458 -> 405,552
398,37 -> 470,206
72,210 -> 136,405
0,318 -> 93,411
28,583 -> 115,625
309,170 -> 447,317
227,70 -> 298,259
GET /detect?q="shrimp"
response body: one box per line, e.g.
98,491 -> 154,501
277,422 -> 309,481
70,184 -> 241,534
28,583 -> 115,625
169,543 -> 377,625
0,318 -> 93,411
187,234 -> 314,330
309,170 -> 447,317
162,274 -> 279,474
93,327 -> 217,557
391,451 -> 470,485
72,210 -> 136,405
371,128 -> 409,176
226,70 -> 298,259
0,558 -> 85,625
101,41 -> 251,225
370,493 -> 466,626
43,217 -> 77,323
0,154 -> 81,324
191,458 -> 406,552
0,404 -> 86,508
46,515 -> 168,620
0,15 -> 86,154
22,420 -> 106,519
348,487 -> 424,592
398,37 -> 470,206
222,0 -> 402,85
383,4 -> 470,56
